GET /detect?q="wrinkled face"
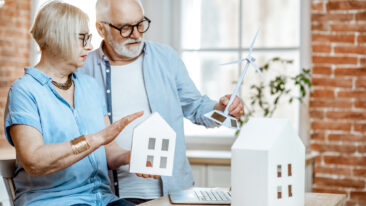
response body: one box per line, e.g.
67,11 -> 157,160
104,0 -> 145,58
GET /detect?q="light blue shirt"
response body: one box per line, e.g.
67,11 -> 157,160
4,67 -> 119,206
78,41 -> 218,196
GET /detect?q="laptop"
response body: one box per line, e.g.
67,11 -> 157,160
169,187 -> 231,205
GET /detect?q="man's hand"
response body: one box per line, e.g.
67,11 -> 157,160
125,153 -> 160,179
214,94 -> 244,119
135,161 -> 160,179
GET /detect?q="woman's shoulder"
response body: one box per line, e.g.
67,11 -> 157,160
7,74 -> 43,105
10,74 -> 39,93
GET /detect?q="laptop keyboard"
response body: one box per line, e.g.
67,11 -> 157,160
194,189 -> 231,202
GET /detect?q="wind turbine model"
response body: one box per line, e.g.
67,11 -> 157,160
204,29 -> 266,129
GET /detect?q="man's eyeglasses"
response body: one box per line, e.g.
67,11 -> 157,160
79,33 -> 92,47
101,16 -> 151,38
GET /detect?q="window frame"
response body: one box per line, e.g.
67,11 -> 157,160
170,0 -> 311,148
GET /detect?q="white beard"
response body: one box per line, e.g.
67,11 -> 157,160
107,34 -> 144,58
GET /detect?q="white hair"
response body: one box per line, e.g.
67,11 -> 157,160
96,0 -> 144,22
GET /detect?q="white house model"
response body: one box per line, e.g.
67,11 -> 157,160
231,118 -> 305,206
129,112 -> 176,176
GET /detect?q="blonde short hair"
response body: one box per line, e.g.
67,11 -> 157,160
30,1 -> 89,59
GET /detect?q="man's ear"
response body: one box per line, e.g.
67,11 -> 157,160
96,22 -> 106,38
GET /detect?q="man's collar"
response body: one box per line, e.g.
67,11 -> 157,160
96,41 -> 109,65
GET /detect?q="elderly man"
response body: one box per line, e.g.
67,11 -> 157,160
78,0 -> 244,204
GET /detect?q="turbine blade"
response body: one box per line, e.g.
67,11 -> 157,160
220,59 -> 245,66
252,62 -> 266,81
249,28 -> 260,55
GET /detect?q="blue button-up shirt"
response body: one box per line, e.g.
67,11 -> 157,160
4,67 -> 119,206
78,41 -> 218,195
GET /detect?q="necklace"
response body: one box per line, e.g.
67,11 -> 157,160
52,75 -> 73,90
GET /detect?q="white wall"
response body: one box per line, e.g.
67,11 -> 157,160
141,0 -> 179,50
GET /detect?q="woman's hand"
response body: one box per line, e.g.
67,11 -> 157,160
92,111 -> 144,147
101,111 -> 158,179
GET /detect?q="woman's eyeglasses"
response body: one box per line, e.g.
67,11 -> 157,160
79,33 -> 92,47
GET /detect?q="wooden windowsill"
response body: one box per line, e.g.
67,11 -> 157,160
187,150 -> 318,166
0,145 -> 318,167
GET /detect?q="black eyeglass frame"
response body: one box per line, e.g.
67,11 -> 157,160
79,33 -> 93,47
101,16 -> 151,38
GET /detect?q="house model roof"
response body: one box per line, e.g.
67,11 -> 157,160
134,112 -> 174,134
232,118 -> 300,151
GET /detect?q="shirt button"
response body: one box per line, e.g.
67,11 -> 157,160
106,69 -> 110,73
106,89 -> 111,93
108,112 -> 111,116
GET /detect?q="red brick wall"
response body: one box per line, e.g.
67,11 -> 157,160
311,1 -> 366,205
0,0 -> 30,146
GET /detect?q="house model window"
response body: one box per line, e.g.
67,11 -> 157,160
129,112 -> 176,176
288,164 -> 292,176
277,165 -> 282,178
277,186 -> 282,199
276,163 -> 294,199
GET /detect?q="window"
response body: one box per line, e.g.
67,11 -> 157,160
277,186 -> 282,199
288,184 -> 293,197
146,155 -> 154,167
160,156 -> 168,169
288,163 -> 292,177
179,0 -> 301,138
277,165 -> 282,178
148,137 -> 156,150
161,139 -> 169,151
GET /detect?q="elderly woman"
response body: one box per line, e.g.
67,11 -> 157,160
4,1 -> 157,206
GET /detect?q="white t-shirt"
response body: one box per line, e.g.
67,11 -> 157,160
111,55 -> 162,199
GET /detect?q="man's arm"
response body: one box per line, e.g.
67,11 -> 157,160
172,51 -> 244,127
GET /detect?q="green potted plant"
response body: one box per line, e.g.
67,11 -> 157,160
236,57 -> 312,135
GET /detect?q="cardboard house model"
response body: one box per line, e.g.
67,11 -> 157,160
231,118 -> 305,206
129,112 -> 176,176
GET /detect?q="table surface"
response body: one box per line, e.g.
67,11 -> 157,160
140,192 -> 347,206
0,146 -> 343,206
0,147 -> 346,206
